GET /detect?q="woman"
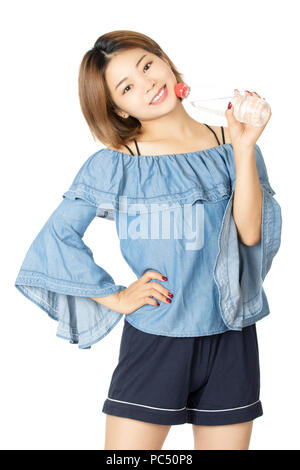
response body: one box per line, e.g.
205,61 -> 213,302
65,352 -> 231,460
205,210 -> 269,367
15,30 -> 282,450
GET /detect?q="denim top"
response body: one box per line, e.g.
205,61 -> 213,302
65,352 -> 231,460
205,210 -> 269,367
15,126 -> 282,349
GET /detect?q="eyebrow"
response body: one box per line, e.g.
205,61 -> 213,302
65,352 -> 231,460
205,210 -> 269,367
115,54 -> 147,91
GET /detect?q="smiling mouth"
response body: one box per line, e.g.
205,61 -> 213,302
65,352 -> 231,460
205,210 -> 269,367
149,85 -> 167,105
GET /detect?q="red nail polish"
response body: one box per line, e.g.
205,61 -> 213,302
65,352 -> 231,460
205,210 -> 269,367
156,302 -> 160,306
166,298 -> 172,303
162,276 -> 168,281
227,102 -> 232,109
168,292 -> 173,298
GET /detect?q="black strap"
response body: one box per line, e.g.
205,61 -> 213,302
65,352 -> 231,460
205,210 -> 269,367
123,144 -> 134,155
221,126 -> 225,144
123,139 -> 141,156
124,127 -> 225,156
134,139 -> 141,155
204,124 -> 223,146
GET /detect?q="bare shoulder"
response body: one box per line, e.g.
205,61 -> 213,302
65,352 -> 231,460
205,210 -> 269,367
106,145 -> 122,151
211,125 -> 231,145
222,126 -> 232,144
106,144 -> 132,155
106,139 -> 139,154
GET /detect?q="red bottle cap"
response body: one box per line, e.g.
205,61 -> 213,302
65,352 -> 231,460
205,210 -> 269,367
174,82 -> 190,98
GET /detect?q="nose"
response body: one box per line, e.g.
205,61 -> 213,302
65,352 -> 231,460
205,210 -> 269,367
145,80 -> 156,95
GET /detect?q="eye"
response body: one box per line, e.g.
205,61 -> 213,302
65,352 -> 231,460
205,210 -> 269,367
143,61 -> 152,72
122,62 -> 153,94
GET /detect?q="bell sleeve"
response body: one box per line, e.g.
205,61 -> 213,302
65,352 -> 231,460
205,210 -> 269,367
213,143 -> 282,329
14,153 -> 127,349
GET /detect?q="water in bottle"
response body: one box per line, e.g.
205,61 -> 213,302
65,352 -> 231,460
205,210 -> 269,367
174,83 -> 271,127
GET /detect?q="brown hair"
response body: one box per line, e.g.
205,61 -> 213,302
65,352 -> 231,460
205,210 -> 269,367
78,30 -> 185,149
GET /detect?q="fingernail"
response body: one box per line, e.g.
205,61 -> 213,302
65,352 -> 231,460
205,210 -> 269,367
166,298 -> 172,303
156,302 -> 160,306
227,102 -> 232,109
162,276 -> 168,281
168,292 -> 173,298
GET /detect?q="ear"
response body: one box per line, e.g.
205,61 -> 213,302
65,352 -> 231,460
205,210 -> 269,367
113,107 -> 128,119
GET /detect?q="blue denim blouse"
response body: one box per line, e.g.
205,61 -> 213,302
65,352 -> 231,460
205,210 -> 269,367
15,143 -> 282,349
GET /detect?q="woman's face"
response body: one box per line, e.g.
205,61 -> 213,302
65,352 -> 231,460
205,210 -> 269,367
105,48 -> 179,123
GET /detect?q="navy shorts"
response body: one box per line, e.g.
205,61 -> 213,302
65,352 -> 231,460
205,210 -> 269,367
102,319 -> 263,426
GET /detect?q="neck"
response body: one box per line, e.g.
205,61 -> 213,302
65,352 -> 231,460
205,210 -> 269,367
138,102 -> 202,142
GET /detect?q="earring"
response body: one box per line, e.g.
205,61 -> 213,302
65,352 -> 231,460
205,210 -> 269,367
174,82 -> 191,99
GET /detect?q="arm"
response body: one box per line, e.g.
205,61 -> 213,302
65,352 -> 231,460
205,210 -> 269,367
90,293 -> 122,310
213,140 -> 282,328
232,145 -> 263,246
224,90 -> 272,246
15,196 -> 127,349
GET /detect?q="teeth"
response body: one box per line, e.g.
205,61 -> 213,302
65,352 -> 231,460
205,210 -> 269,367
151,86 -> 165,103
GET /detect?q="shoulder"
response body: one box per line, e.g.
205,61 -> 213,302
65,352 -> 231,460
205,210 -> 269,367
106,125 -> 232,152
106,145 -> 122,152
66,149 -> 115,188
210,125 -> 231,145
107,144 -> 135,156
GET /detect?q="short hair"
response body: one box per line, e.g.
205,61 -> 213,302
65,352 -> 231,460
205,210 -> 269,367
78,30 -> 185,149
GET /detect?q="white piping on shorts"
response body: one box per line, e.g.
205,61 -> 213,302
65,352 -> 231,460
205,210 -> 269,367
106,397 -> 260,413
186,400 -> 261,413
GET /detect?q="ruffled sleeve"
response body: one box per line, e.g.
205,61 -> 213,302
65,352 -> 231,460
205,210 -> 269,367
213,143 -> 282,329
14,151 -> 127,349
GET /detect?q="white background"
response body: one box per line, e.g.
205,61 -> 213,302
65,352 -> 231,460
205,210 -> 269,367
1,0 -> 298,450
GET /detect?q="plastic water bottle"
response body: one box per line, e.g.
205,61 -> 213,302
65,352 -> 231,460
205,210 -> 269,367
174,83 -> 271,127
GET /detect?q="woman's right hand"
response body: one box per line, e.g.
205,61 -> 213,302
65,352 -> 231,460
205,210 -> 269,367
91,271 -> 173,315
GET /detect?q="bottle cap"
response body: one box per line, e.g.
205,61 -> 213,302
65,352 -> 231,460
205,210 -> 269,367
174,82 -> 190,98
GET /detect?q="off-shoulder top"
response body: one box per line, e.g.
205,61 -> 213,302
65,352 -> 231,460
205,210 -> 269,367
14,125 -> 282,348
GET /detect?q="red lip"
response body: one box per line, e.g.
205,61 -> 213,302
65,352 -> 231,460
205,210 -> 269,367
150,85 -> 165,105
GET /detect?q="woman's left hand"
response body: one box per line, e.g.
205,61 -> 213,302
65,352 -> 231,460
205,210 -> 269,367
225,89 -> 272,148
